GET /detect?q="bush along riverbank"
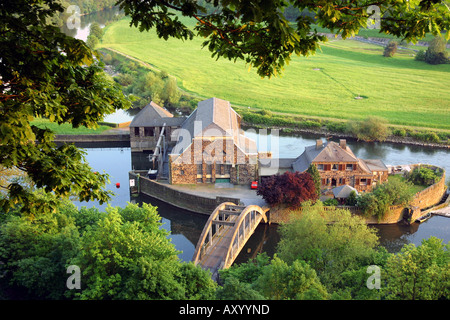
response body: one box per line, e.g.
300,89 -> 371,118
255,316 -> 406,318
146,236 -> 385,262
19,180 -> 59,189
96,46 -> 449,149
236,107 -> 450,149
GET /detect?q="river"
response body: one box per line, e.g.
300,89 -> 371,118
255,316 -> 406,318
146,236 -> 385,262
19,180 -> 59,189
67,11 -> 450,262
72,131 -> 450,263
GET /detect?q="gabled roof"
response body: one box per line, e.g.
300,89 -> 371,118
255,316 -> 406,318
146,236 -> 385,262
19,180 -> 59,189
312,141 -> 358,162
292,141 -> 358,172
332,185 -> 358,198
172,97 -> 256,155
130,101 -> 183,127
362,159 -> 388,172
180,97 -> 240,138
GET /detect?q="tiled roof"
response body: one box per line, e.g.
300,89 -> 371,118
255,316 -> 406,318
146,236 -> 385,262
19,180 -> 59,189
292,141 -> 358,172
362,159 -> 388,172
332,185 -> 358,198
173,97 -> 256,154
129,101 -> 183,127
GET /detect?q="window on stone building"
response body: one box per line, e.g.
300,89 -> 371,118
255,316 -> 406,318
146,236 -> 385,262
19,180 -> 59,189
134,127 -> 140,137
360,178 -> 367,185
332,164 -> 338,171
144,127 -> 154,137
346,164 -> 353,171
317,164 -> 324,171
197,164 -> 202,174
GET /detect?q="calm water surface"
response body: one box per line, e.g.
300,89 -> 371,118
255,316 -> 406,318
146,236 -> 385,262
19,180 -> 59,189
73,131 -> 450,262
68,11 -> 449,260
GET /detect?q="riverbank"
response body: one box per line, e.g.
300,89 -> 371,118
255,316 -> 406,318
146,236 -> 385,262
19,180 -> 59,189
241,119 -> 450,150
129,165 -> 448,226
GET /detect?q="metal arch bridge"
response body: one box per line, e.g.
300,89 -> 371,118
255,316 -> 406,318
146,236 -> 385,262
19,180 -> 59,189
192,202 -> 270,280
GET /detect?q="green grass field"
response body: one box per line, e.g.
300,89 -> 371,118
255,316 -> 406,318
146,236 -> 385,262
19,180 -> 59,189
31,118 -> 113,135
99,17 -> 450,131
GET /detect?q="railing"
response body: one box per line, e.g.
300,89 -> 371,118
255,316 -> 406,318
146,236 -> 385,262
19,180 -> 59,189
193,203 -> 269,273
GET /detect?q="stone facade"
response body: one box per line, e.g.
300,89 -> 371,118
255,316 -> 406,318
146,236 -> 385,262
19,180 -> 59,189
292,139 -> 388,193
169,138 -> 258,185
165,97 -> 261,185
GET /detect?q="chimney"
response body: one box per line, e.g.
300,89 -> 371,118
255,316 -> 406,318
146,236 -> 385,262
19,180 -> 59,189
316,139 -> 323,149
339,139 -> 347,149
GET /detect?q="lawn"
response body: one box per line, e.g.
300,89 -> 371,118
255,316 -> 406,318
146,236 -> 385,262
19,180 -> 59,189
388,174 -> 427,196
99,17 -> 450,131
31,118 -> 113,135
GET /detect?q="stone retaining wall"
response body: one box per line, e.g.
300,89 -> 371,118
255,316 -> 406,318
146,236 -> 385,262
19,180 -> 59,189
270,166 -> 447,225
129,171 -> 240,215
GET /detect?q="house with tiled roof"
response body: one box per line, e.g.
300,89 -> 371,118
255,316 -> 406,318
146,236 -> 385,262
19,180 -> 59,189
169,97 -> 259,184
292,139 -> 388,192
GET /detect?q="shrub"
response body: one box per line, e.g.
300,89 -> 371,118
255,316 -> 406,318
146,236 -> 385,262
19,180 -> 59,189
424,36 -> 449,65
326,121 -> 348,133
257,171 -> 318,208
407,166 -> 442,186
414,50 -> 426,61
383,41 -> 398,57
323,198 -> 339,206
392,128 -> 406,137
347,116 -> 389,142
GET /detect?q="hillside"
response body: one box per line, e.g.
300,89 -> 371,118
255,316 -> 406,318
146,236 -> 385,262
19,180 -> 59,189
99,17 -> 450,131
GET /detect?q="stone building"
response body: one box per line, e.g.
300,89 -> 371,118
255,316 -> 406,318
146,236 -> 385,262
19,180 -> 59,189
169,97 -> 259,185
130,97 -> 263,185
292,139 -> 388,192
129,101 -> 185,153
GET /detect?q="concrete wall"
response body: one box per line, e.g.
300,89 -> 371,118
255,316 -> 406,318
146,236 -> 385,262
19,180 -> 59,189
130,171 -> 240,215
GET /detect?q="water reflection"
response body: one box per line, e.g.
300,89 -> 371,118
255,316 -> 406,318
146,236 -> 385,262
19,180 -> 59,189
133,194 -> 208,262
61,7 -> 123,41
74,132 -> 449,262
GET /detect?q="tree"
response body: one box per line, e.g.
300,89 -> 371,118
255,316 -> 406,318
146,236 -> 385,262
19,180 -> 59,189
89,22 -> 104,40
257,171 -> 318,208
116,0 -> 450,78
424,36 -> 449,64
306,164 -> 321,197
383,41 -> 398,57
357,178 -> 415,220
347,116 -> 389,142
216,253 -> 328,300
253,256 -> 328,300
0,194 -> 81,299
68,203 -> 216,300
161,77 -> 181,107
276,202 -> 379,290
0,0 -> 130,215
383,237 -> 450,300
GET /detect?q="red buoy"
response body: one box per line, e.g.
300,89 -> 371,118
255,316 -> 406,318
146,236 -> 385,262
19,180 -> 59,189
115,183 -> 120,188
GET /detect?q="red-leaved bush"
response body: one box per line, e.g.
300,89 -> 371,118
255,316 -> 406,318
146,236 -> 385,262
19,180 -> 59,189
257,171 -> 318,208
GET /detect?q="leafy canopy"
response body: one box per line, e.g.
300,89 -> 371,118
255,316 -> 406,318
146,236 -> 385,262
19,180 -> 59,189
0,0 -> 130,214
117,0 -> 450,78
